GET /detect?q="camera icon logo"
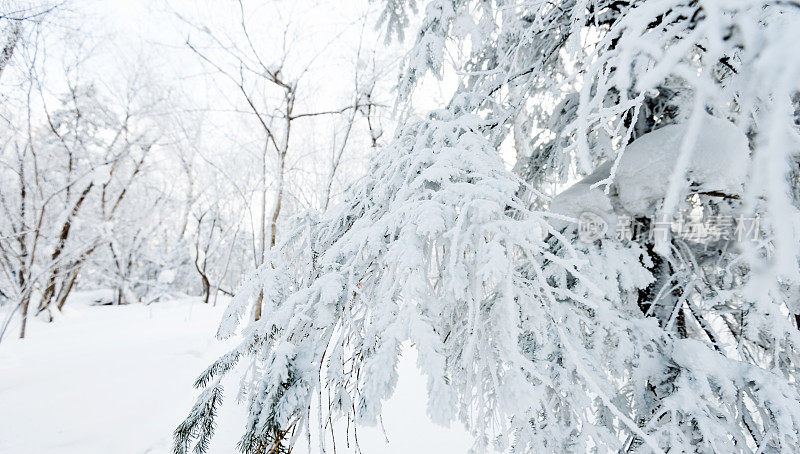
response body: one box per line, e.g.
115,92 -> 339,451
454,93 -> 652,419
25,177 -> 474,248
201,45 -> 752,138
577,212 -> 608,243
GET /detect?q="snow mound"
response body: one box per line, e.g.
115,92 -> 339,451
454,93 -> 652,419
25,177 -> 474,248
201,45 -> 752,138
550,160 -> 617,232
550,114 -> 749,232
615,114 -> 749,216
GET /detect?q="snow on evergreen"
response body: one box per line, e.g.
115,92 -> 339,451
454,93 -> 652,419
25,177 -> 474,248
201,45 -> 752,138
614,113 -> 750,216
176,1 -> 800,453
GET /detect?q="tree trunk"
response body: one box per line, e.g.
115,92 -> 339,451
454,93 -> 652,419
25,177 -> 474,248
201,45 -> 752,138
37,182 -> 93,314
19,293 -> 30,339
255,90 -> 293,322
194,252 -> 211,305
56,267 -> 79,311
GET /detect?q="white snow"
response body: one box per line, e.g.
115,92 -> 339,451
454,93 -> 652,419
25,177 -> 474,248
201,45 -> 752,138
550,114 -> 750,231
157,269 -> 177,284
0,293 -> 476,453
550,160 -> 617,232
614,114 -> 750,216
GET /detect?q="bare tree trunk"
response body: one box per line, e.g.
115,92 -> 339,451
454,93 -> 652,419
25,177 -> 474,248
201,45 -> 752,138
17,152 -> 30,338
194,257 -> 211,305
19,293 -> 30,338
365,92 -> 383,149
56,267 -> 79,311
254,89 -> 294,322
37,182 -> 93,314
269,158 -> 285,250
254,144 -> 268,321
53,244 -> 96,312
194,214 -> 214,305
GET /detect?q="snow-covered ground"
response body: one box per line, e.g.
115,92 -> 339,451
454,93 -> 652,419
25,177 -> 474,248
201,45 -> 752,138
0,292 -> 474,453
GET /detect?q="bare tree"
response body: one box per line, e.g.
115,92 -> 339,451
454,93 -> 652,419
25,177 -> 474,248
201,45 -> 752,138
179,0 -> 384,320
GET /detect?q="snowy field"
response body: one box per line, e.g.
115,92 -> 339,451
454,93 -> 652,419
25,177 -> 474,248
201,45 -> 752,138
0,292 -> 474,454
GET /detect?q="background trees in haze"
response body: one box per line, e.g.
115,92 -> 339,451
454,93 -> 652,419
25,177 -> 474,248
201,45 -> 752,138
0,0 -> 399,340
